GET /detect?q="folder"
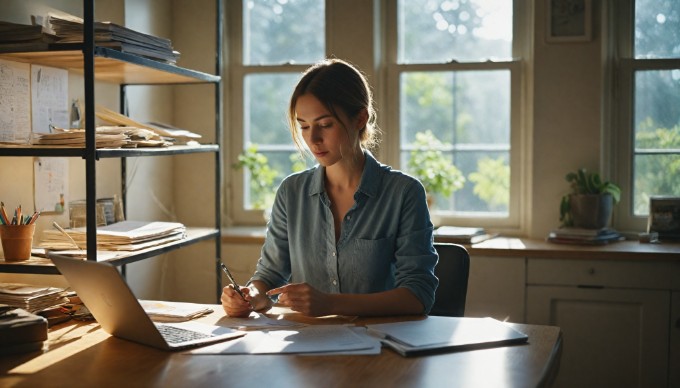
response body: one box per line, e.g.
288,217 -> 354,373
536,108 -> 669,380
366,316 -> 528,357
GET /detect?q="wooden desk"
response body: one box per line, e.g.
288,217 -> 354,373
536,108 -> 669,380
0,307 -> 562,388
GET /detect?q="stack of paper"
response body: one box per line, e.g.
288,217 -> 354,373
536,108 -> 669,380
548,227 -> 623,245
96,106 -> 202,145
40,220 -> 186,251
46,12 -> 180,64
190,325 -> 380,355
30,125 -> 172,148
0,283 -> 69,313
140,300 -> 213,323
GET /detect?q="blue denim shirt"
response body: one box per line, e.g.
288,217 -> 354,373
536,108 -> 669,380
250,152 -> 439,313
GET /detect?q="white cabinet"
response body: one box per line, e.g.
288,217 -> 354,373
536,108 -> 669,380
526,258 -> 676,388
671,291 -> 680,388
465,255 -> 525,322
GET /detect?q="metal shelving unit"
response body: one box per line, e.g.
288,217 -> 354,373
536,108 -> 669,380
0,1 -> 224,300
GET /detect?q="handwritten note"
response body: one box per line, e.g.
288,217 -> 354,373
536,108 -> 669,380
34,157 -> 68,213
0,58 -> 31,143
31,65 -> 69,133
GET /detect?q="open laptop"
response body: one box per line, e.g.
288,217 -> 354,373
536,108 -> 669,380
51,254 -> 244,351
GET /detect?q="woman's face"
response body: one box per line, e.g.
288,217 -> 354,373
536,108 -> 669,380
295,93 -> 357,167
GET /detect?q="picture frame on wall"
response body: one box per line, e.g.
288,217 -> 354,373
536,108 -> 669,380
647,196 -> 680,241
546,0 -> 592,43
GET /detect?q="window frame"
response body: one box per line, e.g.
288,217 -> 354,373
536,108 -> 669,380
382,0 -> 529,231
612,0 -> 680,231
227,0 -> 530,232
227,0 -> 323,225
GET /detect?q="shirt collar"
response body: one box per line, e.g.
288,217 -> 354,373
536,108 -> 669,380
308,150 -> 384,198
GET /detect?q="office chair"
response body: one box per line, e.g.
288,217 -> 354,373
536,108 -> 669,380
429,242 -> 470,317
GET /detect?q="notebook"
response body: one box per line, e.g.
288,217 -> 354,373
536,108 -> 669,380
50,255 -> 244,351
366,316 -> 528,357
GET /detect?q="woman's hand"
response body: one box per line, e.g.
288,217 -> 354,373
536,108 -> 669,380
220,285 -> 252,317
221,283 -> 274,317
267,283 -> 331,317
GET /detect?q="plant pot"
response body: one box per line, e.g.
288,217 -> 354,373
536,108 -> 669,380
569,194 -> 613,229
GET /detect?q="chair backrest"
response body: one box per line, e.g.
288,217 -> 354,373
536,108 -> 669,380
430,243 -> 470,317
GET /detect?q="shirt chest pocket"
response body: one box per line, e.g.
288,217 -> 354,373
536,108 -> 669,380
344,237 -> 395,288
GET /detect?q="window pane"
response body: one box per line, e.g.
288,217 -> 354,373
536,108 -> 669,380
400,70 -> 510,214
243,73 -> 308,209
245,73 -> 299,145
635,0 -> 680,59
397,0 -> 512,63
244,0 -> 324,65
633,154 -> 680,215
633,69 -> 680,216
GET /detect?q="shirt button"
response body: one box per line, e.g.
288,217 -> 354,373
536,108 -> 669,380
332,252 -> 336,256
346,215 -> 351,220
332,280 -> 337,285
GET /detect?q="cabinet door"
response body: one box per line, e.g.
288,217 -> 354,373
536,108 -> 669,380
465,256 -> 525,322
527,286 -> 669,388
671,291 -> 680,388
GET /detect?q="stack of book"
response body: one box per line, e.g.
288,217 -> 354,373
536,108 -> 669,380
434,226 -> 496,244
0,20 -> 57,52
0,305 -> 48,355
40,220 -> 186,252
548,227 -> 624,245
47,13 -> 180,64
0,283 -> 69,313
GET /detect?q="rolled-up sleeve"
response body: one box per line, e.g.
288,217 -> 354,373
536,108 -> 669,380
394,180 -> 439,314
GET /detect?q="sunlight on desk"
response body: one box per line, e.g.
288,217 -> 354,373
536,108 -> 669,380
9,322 -> 107,375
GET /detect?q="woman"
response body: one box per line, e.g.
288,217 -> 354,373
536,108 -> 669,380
222,58 -> 438,317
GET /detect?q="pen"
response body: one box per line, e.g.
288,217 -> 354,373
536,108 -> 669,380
220,262 -> 250,305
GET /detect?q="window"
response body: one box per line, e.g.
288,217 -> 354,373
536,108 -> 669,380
386,0 -> 525,228
229,0 -> 528,229
615,0 -> 680,229
229,0 -> 324,222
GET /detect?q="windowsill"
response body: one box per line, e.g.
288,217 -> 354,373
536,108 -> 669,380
222,227 -> 680,262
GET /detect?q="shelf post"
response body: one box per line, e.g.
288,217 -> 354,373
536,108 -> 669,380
83,0 -> 98,261
215,0 -> 225,303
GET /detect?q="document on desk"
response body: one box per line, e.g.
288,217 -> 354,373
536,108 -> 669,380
366,316 -> 528,357
188,325 -> 380,355
215,311 -> 306,330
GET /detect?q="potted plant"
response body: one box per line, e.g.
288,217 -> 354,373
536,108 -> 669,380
233,145 -> 279,211
407,130 -> 465,207
559,168 -> 621,229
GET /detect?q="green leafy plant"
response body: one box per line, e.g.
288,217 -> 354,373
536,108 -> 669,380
408,130 -> 465,204
233,145 -> 279,210
559,168 -> 621,226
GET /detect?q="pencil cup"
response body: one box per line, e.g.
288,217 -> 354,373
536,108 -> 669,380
0,224 -> 36,261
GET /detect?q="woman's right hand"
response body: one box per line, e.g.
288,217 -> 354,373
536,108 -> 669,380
220,285 -> 252,317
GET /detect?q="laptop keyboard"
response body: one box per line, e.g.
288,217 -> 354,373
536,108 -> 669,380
156,324 -> 213,344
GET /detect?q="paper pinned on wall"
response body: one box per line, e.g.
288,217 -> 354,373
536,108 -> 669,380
34,157 -> 68,214
31,65 -> 69,134
0,58 -> 31,144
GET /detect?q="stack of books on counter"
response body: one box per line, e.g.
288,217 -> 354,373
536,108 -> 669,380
0,283 -> 69,314
0,305 -> 48,356
434,226 -> 496,244
548,227 -> 624,245
39,220 -> 186,253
